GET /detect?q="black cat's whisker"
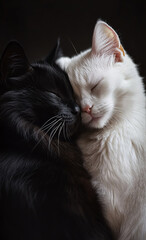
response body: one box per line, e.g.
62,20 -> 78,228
42,119 -> 62,143
63,120 -> 67,141
40,118 -> 62,136
41,118 -> 60,131
57,121 -> 65,154
48,122 -> 62,150
32,119 -> 61,151
39,115 -> 60,131
64,122 -> 68,141
34,115 -> 60,137
32,128 -> 51,152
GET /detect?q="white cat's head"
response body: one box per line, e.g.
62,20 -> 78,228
58,20 -> 140,129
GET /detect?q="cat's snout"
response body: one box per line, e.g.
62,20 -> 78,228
82,105 -> 92,114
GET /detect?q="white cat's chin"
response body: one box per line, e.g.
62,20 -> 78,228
82,112 -> 111,129
89,116 -> 109,129
89,117 -> 106,129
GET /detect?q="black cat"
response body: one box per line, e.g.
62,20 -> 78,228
0,41 -> 114,240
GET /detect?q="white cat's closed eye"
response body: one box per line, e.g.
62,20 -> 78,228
91,79 -> 102,92
91,84 -> 98,91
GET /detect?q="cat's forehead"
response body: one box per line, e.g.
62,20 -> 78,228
33,63 -> 65,84
68,55 -> 112,87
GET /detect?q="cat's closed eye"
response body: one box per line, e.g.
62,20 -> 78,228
45,90 -> 65,101
91,84 -> 98,92
91,79 -> 102,92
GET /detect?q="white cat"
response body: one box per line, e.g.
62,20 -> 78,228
57,20 -> 146,239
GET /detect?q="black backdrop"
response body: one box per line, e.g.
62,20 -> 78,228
0,0 -> 145,84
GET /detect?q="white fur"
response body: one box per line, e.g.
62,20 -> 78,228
57,20 -> 146,239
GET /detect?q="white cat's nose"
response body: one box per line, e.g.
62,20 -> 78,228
82,105 -> 92,114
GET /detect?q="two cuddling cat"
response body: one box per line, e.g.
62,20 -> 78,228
0,19 -> 145,240
58,20 -> 146,239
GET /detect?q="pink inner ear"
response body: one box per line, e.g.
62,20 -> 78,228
91,21 -> 125,62
115,45 -> 125,62
115,49 -> 122,62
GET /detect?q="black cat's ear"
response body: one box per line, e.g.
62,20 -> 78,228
45,38 -> 63,64
0,41 -> 31,82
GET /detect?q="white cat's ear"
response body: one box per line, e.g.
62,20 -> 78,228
56,57 -> 71,71
91,20 -> 125,62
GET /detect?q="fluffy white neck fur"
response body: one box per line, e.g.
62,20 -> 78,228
57,20 -> 146,240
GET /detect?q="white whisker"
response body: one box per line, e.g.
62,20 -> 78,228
48,122 -> 62,150
35,115 -> 60,136
57,122 -> 65,155
32,118 -> 61,151
68,38 -> 78,54
63,121 -> 67,141
41,118 -> 61,132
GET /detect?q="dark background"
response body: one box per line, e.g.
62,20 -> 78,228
0,0 -> 145,84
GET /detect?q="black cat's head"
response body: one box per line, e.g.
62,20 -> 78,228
0,40 -> 81,146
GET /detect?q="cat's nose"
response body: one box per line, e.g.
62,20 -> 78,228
82,105 -> 92,114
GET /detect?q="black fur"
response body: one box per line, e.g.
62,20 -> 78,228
0,41 -> 114,240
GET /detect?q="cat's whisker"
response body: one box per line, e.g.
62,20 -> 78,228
63,120 -> 67,141
57,121 -> 65,155
68,38 -> 78,54
32,127 -> 51,152
48,122 -> 62,150
41,118 -> 61,132
64,122 -> 68,140
32,119 -> 61,151
35,115 -> 60,137
39,115 -> 60,131
41,118 -> 62,135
